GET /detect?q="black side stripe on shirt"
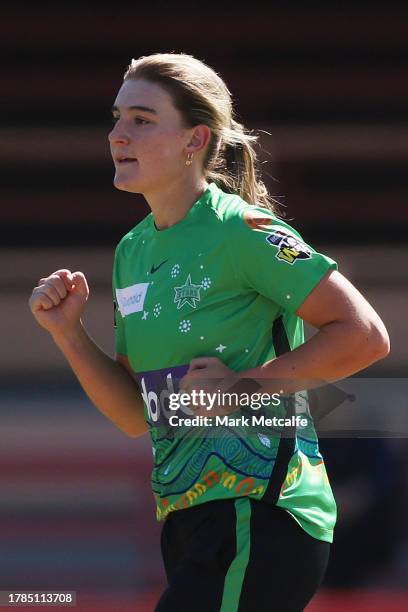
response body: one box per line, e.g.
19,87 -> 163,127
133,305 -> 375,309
262,315 -> 297,505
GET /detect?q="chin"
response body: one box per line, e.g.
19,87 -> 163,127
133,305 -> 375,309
113,176 -> 142,194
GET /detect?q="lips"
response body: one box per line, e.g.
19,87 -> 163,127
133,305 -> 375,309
115,156 -> 138,164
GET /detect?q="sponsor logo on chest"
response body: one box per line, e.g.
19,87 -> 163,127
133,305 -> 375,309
137,364 -> 189,425
115,282 -> 149,317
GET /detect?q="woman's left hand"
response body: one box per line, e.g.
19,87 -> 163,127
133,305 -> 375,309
179,357 -> 241,415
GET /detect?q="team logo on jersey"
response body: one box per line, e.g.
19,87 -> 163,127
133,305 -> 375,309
243,209 -> 275,232
266,230 -> 312,264
174,274 -> 202,309
115,282 -> 149,316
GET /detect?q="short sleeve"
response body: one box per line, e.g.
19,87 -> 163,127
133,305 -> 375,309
112,248 -> 127,356
228,206 -> 338,313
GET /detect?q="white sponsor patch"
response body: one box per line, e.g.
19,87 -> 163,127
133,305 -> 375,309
115,283 -> 149,317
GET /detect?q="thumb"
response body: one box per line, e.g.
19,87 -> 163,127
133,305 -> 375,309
188,357 -> 213,372
70,271 -> 89,297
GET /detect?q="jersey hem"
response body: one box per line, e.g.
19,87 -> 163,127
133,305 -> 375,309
281,508 -> 334,543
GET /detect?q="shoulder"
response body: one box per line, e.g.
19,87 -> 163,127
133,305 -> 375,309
208,183 -> 302,240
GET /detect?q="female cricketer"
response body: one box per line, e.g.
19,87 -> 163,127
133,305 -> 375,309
29,53 -> 390,611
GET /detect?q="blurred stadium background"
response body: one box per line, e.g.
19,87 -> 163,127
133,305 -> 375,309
1,1 -> 407,610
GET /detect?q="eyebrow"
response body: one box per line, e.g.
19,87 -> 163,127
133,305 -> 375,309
111,105 -> 158,115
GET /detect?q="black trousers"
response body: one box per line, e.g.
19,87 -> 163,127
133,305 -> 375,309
155,498 -> 330,612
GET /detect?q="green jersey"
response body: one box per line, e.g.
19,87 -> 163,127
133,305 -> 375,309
113,182 -> 337,543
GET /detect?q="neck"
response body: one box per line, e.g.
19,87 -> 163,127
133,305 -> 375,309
144,175 -> 209,230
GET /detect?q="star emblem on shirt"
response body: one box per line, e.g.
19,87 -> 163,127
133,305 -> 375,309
174,274 -> 202,310
216,344 -> 227,353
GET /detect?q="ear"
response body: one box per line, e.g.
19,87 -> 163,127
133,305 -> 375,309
185,124 -> 212,155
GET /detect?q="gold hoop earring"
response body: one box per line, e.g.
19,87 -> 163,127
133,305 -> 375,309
185,152 -> 194,166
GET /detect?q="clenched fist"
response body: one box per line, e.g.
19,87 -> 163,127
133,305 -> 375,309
28,268 -> 89,339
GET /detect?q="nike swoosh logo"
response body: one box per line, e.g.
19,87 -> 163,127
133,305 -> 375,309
150,259 -> 168,274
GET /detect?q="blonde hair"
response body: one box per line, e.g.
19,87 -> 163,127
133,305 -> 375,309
124,53 -> 280,213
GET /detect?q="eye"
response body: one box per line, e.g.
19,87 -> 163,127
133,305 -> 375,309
134,117 -> 150,125
111,115 -> 119,124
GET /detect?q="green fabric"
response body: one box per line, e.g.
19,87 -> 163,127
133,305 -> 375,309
112,182 -> 337,543
220,498 -> 251,612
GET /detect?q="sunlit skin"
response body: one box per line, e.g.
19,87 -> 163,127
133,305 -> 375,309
108,78 -> 211,230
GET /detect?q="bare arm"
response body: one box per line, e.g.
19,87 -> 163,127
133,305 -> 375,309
52,326 -> 148,437
29,269 -> 147,438
242,269 -> 390,391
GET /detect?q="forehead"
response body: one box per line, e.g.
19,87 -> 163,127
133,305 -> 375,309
113,78 -> 176,113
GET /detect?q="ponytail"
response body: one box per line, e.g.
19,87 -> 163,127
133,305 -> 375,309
206,119 -> 280,213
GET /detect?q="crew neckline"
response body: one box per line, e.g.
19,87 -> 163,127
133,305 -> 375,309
149,183 -> 218,238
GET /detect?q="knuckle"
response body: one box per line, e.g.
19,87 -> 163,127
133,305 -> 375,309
42,284 -> 54,296
41,287 -> 57,301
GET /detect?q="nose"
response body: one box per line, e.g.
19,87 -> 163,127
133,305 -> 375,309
108,122 -> 130,145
